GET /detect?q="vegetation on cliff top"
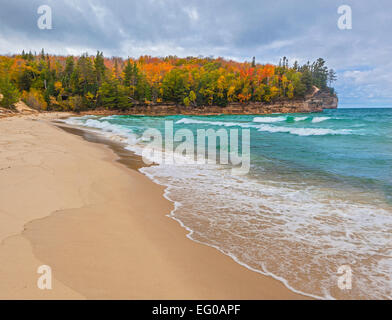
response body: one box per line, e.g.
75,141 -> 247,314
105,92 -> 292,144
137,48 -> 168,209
0,50 -> 336,111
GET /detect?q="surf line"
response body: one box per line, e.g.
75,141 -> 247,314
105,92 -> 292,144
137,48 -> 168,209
141,120 -> 251,175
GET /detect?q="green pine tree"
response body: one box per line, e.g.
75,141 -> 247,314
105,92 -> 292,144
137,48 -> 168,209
0,77 -> 20,108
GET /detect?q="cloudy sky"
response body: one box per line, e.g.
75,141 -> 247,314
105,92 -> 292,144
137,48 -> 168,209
0,0 -> 391,106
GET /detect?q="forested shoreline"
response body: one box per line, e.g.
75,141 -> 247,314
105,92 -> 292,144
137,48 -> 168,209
0,50 -> 336,112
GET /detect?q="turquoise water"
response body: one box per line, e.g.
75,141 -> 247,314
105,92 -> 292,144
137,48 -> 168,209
65,108 -> 392,299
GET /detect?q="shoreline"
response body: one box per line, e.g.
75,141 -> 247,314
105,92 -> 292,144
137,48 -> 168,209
0,113 -> 307,299
56,120 -> 317,300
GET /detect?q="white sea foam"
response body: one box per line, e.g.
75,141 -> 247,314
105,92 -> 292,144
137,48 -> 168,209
176,118 -> 254,128
65,117 -> 130,135
64,116 -> 141,149
64,115 -> 392,300
100,115 -> 118,120
140,160 -> 392,300
65,116 -> 203,166
253,116 -> 287,123
176,118 -> 351,136
254,116 -> 309,123
312,117 -> 331,123
256,124 -> 352,136
294,116 -> 309,121
62,115 -> 97,125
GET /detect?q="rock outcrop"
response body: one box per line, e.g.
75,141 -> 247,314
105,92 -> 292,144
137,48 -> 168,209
0,99 -> 39,118
110,88 -> 338,116
13,101 -> 39,114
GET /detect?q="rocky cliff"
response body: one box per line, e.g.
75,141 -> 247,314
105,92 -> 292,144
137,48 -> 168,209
124,89 -> 337,116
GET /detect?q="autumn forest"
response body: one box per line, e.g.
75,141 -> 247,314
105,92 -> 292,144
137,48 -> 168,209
0,50 -> 337,111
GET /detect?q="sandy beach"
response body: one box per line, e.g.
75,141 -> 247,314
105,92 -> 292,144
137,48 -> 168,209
0,113 -> 305,300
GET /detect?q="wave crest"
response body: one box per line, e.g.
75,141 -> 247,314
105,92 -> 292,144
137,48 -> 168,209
253,116 -> 287,123
176,118 -> 351,136
311,117 -> 331,123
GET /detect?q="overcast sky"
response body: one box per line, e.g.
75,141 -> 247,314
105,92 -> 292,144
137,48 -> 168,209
0,0 -> 391,106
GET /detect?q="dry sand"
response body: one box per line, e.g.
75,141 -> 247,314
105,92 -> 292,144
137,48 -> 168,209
0,113 -> 306,299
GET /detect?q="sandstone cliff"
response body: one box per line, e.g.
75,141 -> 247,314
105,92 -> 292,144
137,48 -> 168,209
110,87 -> 338,116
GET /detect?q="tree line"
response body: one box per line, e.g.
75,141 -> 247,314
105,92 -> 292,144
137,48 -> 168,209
0,50 -> 337,111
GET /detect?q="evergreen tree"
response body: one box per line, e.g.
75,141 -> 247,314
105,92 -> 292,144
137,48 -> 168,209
123,59 -> 133,87
63,56 -> 75,92
311,58 -> 328,89
161,69 -> 186,104
301,69 -> 313,92
94,51 -> 106,86
293,61 -> 299,71
0,77 -> 20,108
74,53 -> 97,95
328,69 -> 337,87
18,69 -> 34,91
98,79 -> 131,110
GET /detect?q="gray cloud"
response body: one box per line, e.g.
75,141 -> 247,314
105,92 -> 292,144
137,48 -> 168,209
0,0 -> 391,105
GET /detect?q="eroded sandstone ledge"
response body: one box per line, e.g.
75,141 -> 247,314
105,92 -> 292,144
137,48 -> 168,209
82,89 -> 338,116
